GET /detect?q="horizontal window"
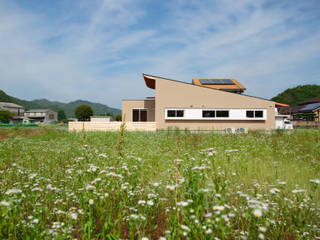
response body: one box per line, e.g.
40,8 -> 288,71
202,110 -> 215,118
167,110 -> 184,118
216,110 -> 229,118
246,110 -> 263,119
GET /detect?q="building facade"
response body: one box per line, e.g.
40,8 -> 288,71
122,74 -> 278,131
24,109 -> 58,123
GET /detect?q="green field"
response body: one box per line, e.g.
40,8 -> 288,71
0,127 -> 319,239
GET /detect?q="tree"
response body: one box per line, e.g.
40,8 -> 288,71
0,110 -> 14,123
75,104 -> 93,121
115,114 -> 122,121
58,110 -> 67,122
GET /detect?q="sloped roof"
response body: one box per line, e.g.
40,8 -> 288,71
25,109 -> 51,113
192,78 -> 246,91
143,74 -> 275,103
299,97 -> 320,105
0,102 -> 24,108
299,102 -> 320,112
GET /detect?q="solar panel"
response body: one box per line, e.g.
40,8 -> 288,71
199,79 -> 235,85
299,102 -> 320,112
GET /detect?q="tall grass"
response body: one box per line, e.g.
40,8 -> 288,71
0,128 -> 319,239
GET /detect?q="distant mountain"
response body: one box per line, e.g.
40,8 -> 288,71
0,89 -> 121,118
271,84 -> 320,106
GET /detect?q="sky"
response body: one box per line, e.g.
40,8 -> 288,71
0,0 -> 320,109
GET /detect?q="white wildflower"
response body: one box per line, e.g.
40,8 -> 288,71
310,179 -> 320,184
259,226 -> 267,233
70,213 -> 78,220
88,199 -> 94,205
270,188 -> 280,194
177,201 -> 188,207
166,185 -> 176,191
0,200 -> 10,207
253,209 -> 262,217
292,189 -> 306,194
147,200 -> 154,206
181,225 -> 190,231
213,206 -> 225,211
85,185 -> 96,191
33,219 -> 39,224
138,200 -> 146,205
5,188 -> 22,195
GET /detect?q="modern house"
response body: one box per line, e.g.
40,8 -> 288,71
122,74 -> 285,131
24,109 -> 58,123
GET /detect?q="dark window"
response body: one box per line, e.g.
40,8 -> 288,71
176,110 -> 184,117
255,111 -> 263,118
133,109 -> 140,122
167,110 -> 184,118
132,109 -> 147,122
216,110 -> 229,118
202,110 -> 215,118
167,110 -> 176,117
246,110 -> 254,118
140,110 -> 147,122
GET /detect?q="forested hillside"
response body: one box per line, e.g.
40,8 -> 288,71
0,89 -> 121,117
271,84 -> 320,106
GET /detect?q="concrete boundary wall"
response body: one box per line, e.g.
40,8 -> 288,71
68,122 -> 156,132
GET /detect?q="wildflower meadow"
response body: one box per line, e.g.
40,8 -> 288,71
0,127 -> 319,239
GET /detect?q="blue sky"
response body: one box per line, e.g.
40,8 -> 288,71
1,0 -> 320,108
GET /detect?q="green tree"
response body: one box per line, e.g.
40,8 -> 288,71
58,110 -> 67,122
75,104 -> 93,121
115,114 -> 122,121
0,110 -> 14,123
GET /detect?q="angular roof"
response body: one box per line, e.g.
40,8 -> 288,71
192,78 -> 246,91
143,73 -> 276,103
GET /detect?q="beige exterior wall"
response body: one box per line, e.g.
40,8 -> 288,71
68,121 -> 156,131
154,77 -> 275,130
122,99 -> 155,122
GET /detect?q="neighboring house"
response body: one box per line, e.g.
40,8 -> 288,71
122,74 -> 285,131
90,116 -> 113,122
280,97 -> 320,121
0,102 -> 25,118
24,109 -> 58,123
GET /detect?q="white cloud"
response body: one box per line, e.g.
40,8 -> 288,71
0,0 -> 319,108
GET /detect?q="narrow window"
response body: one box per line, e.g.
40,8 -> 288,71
202,110 -> 215,118
216,110 -> 229,118
246,110 -> 254,118
140,110 -> 147,121
132,109 -> 140,122
255,111 -> 263,118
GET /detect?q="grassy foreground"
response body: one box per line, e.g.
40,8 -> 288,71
0,127 -> 319,239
